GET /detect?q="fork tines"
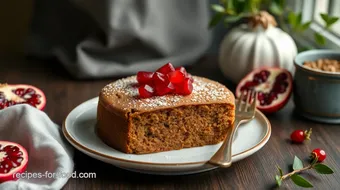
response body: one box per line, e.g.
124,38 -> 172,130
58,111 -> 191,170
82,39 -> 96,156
237,90 -> 257,112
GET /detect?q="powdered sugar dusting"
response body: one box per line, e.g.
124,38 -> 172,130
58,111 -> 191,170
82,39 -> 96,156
101,76 -> 232,111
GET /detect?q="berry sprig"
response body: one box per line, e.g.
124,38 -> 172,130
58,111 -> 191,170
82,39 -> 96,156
275,149 -> 334,188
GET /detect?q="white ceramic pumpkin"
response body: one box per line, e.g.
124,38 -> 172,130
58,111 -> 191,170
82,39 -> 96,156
219,11 -> 297,83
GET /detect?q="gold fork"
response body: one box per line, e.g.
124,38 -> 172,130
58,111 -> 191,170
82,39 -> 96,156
208,90 -> 257,167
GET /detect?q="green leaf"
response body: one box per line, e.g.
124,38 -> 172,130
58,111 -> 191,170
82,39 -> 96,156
320,13 -> 329,24
301,21 -> 312,31
275,175 -> 282,186
291,174 -> 313,188
326,17 -> 339,28
233,0 -> 247,14
314,164 -> 334,174
269,2 -> 283,16
296,12 -> 302,26
211,4 -> 226,13
288,11 -> 297,28
314,32 -> 326,45
293,156 -> 304,170
208,13 -> 224,29
227,0 -> 234,10
224,15 -> 242,23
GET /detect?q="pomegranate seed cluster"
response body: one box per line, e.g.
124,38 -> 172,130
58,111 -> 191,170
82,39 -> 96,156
240,70 -> 289,106
137,63 -> 194,98
0,86 -> 42,110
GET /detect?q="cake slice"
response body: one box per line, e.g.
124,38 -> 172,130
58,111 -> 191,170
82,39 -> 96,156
96,75 -> 235,154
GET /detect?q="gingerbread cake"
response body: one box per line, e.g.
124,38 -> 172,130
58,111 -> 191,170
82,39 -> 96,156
96,73 -> 235,154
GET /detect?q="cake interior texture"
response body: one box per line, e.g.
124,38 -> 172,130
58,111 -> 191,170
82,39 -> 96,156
97,102 -> 234,154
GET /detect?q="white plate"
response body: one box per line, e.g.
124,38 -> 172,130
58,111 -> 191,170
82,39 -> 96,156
62,97 -> 271,175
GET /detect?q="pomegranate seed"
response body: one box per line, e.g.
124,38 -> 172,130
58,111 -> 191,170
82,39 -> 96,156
276,72 -> 288,81
137,71 -> 154,84
156,62 -> 175,74
168,70 -> 185,84
176,78 -> 193,95
155,82 -> 175,96
138,84 -> 154,98
175,67 -> 188,76
13,88 -> 25,96
24,88 -> 35,95
260,70 -> 270,81
152,72 -> 168,86
311,148 -> 326,162
268,92 -> 278,103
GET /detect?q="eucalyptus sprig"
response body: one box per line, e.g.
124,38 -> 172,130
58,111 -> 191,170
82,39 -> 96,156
275,156 -> 334,188
209,0 -> 340,47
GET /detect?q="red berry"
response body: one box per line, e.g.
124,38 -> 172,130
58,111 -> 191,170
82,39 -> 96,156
156,62 -> 175,74
138,84 -> 154,98
176,78 -> 193,95
290,128 -> 312,143
311,148 -> 326,162
155,81 -> 175,96
137,71 -> 154,84
168,70 -> 185,84
290,130 -> 305,143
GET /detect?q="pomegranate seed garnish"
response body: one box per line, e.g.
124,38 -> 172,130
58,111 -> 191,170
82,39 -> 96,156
138,84 -> 154,98
137,71 -> 154,85
152,72 -> 168,86
155,82 -> 175,96
177,78 -> 193,95
168,70 -> 185,84
175,67 -> 188,76
136,63 -> 194,98
156,62 -> 175,74
311,148 -> 326,162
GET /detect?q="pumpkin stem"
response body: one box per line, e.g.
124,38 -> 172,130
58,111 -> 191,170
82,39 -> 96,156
249,11 -> 277,29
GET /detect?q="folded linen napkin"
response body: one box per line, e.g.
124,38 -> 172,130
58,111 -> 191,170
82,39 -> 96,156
0,105 -> 74,190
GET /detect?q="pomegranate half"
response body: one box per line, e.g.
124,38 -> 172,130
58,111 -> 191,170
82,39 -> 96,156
0,84 -> 46,110
236,67 -> 293,113
0,141 -> 29,183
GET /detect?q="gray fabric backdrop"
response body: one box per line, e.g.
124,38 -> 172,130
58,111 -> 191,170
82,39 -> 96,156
26,0 -> 227,79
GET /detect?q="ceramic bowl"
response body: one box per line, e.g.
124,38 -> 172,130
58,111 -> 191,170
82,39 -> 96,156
294,49 -> 340,124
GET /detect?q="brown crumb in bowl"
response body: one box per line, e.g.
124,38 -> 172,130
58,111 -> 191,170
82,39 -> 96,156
303,59 -> 340,72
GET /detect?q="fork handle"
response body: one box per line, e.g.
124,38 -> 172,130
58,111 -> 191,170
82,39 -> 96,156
208,119 -> 244,167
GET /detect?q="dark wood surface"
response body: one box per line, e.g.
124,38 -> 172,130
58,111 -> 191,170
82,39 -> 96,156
1,55 -> 340,190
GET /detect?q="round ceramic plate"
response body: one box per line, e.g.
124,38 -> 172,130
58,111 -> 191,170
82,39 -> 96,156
62,97 -> 271,175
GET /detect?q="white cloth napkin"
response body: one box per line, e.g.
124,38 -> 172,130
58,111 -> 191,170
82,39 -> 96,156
0,105 -> 74,190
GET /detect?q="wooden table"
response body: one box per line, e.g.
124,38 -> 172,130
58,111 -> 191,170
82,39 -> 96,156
2,55 -> 340,189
